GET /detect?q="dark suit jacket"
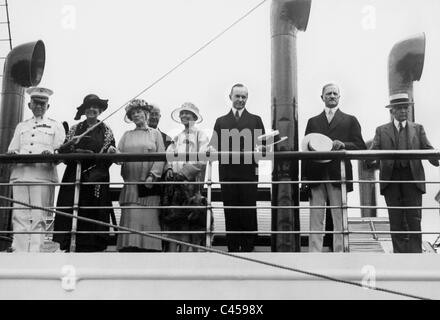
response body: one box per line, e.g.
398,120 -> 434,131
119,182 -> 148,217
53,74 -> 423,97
301,109 -> 366,192
158,129 -> 172,150
371,121 -> 438,194
211,109 -> 265,180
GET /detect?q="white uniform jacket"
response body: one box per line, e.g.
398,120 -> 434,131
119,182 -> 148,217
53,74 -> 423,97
8,116 -> 66,182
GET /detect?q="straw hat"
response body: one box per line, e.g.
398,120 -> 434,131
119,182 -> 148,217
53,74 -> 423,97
171,102 -> 203,124
385,93 -> 414,108
301,133 -> 333,163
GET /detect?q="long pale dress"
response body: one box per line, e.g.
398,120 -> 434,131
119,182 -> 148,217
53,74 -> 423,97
117,127 -> 165,251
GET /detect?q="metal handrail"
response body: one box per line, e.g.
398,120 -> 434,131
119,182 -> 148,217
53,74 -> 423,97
1,149 -> 440,162
1,151 -> 439,253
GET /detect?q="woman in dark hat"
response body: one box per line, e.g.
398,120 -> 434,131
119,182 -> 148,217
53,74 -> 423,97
53,94 -> 116,252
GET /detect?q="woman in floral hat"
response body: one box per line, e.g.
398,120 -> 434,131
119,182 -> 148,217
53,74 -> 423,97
117,99 -> 166,252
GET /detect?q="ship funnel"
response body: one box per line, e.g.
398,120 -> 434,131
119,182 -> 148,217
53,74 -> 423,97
0,40 -> 46,250
270,0 -> 311,252
271,0 -> 311,35
388,33 -> 425,121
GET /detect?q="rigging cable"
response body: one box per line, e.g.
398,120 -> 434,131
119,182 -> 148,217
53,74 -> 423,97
0,194 -> 430,300
64,0 -> 269,145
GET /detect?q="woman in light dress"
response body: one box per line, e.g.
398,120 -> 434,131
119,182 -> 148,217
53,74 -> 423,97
162,102 -> 209,252
117,99 -> 165,252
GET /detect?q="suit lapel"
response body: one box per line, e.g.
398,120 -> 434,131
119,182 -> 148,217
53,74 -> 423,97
236,109 -> 250,130
384,122 -> 396,147
226,109 -> 237,128
328,109 -> 342,131
317,111 -> 329,131
406,121 -> 416,149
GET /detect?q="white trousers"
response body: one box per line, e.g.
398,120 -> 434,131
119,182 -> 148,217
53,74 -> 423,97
309,183 -> 343,252
11,184 -> 54,252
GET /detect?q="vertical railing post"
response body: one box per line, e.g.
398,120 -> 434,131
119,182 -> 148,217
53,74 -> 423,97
205,160 -> 213,248
340,160 -> 350,252
69,161 -> 81,252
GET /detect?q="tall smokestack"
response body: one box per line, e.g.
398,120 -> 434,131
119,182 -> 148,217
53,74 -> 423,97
388,32 -> 425,121
270,0 -> 311,251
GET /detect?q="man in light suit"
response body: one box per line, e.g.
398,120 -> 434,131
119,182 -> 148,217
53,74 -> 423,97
7,87 -> 65,252
210,83 -> 265,252
371,93 -> 438,253
301,83 -> 366,252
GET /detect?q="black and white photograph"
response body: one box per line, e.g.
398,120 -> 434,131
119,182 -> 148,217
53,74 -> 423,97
0,0 -> 440,304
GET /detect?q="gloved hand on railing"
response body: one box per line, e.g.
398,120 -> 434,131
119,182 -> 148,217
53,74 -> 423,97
364,159 -> 379,170
332,139 -> 345,151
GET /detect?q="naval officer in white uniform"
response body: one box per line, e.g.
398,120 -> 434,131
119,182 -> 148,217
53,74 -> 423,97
7,87 -> 66,252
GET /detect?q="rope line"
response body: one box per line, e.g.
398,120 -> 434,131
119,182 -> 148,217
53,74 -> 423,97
0,194 -> 429,300
65,0 -> 269,145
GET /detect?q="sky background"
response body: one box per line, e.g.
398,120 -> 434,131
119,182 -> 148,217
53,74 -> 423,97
3,0 -> 440,242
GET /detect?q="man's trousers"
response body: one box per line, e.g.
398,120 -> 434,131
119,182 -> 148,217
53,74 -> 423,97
11,184 -> 54,252
309,183 -> 343,252
383,167 -> 422,253
221,179 -> 258,252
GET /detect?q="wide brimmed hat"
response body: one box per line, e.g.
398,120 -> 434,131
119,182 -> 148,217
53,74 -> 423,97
385,93 -> 414,108
124,99 -> 152,123
171,102 -> 203,124
301,133 -> 333,163
74,94 -> 108,120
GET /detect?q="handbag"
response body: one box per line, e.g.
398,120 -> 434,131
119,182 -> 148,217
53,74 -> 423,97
138,183 -> 161,197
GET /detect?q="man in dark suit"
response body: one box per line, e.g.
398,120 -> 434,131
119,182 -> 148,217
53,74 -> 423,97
148,104 -> 172,149
210,83 -> 265,252
302,83 -> 366,252
371,93 -> 438,253
148,104 -> 172,251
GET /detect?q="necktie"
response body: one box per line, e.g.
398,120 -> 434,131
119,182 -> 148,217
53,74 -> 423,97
235,110 -> 240,122
327,109 -> 334,123
396,121 -> 408,168
185,134 -> 190,155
